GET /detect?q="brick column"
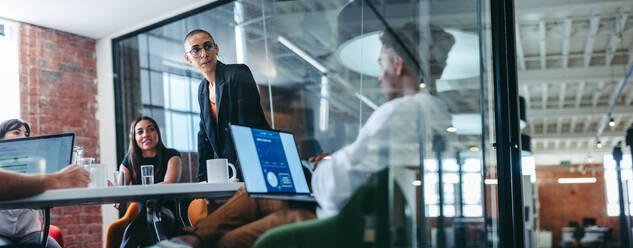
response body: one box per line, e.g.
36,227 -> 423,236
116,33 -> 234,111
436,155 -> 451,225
19,23 -> 101,248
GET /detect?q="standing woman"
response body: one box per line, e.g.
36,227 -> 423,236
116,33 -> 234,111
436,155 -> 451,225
118,116 -> 182,248
183,29 -> 270,182
0,119 -> 62,247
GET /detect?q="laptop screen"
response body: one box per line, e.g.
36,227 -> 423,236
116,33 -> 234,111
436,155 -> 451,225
0,133 -> 74,174
230,124 -> 310,194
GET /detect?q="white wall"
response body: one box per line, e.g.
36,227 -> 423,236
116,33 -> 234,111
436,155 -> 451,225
96,37 -> 118,245
95,1 -> 218,245
533,151 -> 608,166
0,18 -> 20,121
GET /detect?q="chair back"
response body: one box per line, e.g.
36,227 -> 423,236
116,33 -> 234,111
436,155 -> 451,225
188,199 -> 208,226
105,202 -> 140,248
253,169 -> 390,248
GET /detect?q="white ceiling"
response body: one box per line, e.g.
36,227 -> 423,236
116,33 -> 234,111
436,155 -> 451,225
0,0 -> 215,39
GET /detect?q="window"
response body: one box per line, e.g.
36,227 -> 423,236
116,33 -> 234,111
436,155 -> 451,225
603,155 -> 633,216
135,32 -> 204,153
425,158 -> 483,217
0,18 -> 19,121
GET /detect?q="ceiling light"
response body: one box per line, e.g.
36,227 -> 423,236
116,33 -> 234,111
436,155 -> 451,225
469,146 -> 480,152
557,177 -> 597,184
446,126 -> 457,133
596,141 -> 603,149
278,36 -> 327,73
609,118 -> 616,127
451,114 -> 482,135
412,180 -> 421,186
419,83 -> 426,88
484,179 -> 498,185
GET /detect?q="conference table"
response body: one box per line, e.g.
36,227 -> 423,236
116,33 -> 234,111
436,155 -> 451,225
0,182 -> 242,246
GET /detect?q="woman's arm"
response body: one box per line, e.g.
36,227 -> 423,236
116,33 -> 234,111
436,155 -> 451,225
160,156 -> 182,184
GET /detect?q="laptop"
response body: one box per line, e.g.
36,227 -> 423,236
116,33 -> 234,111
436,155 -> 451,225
230,124 -> 315,202
0,133 -> 74,174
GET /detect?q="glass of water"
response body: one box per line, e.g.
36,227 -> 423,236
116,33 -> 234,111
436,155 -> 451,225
141,165 -> 154,185
78,157 -> 95,168
113,170 -> 126,186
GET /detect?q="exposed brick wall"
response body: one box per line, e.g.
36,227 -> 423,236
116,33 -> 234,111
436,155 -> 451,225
19,23 -> 101,248
536,163 -> 619,246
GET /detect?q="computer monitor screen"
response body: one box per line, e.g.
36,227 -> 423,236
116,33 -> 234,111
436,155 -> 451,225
0,133 -> 74,174
230,124 -> 310,194
582,217 -> 596,227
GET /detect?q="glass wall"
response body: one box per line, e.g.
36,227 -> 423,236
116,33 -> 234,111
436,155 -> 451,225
113,0 -> 497,246
515,0 -> 633,247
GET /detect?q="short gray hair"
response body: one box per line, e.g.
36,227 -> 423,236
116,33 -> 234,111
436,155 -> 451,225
380,23 -> 454,83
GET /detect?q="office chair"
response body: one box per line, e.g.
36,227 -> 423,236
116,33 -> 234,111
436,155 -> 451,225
105,202 -> 140,248
253,169 -> 389,248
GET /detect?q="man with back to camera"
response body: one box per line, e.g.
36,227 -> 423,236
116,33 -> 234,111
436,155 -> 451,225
152,23 -> 454,248
184,29 -> 270,182
310,23 -> 454,218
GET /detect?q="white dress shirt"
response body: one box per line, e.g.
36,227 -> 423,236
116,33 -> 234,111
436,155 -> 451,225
0,209 -> 41,238
311,92 -> 449,218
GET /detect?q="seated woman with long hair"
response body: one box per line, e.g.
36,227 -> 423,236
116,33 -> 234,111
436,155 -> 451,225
118,116 -> 182,248
0,119 -> 62,247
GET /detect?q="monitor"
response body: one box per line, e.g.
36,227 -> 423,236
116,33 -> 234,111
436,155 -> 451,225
0,133 -> 74,174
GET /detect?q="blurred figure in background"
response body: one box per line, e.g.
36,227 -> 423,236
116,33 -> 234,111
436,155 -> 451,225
311,23 -> 454,218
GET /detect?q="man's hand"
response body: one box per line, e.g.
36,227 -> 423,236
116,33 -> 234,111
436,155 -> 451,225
308,153 -> 332,171
44,164 -> 90,190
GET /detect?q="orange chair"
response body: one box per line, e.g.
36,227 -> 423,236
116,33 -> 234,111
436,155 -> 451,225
105,202 -> 140,248
187,199 -> 207,226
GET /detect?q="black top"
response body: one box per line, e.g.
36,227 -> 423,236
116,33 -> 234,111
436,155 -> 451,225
197,61 -> 270,182
122,148 -> 181,184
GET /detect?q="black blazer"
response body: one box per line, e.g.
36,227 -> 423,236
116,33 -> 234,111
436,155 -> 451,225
197,62 -> 270,182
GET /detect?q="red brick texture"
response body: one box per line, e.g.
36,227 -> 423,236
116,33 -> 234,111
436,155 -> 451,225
19,23 -> 101,248
536,163 -> 619,246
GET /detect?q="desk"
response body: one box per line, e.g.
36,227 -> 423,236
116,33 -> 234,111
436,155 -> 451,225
561,226 -> 609,244
0,183 -> 242,246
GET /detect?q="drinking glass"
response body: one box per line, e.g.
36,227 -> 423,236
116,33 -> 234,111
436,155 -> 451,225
113,170 -> 126,186
78,157 -> 95,169
141,165 -> 154,185
72,146 -> 84,165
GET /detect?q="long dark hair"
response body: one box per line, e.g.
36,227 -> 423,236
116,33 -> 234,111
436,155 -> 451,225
0,119 -> 31,139
127,116 -> 166,184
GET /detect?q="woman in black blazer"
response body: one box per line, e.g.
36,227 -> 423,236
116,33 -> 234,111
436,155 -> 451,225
184,29 -> 270,182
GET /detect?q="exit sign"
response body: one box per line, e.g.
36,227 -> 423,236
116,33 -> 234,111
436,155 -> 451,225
560,160 -> 572,166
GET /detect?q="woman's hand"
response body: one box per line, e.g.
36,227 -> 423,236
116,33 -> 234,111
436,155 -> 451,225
308,153 -> 332,171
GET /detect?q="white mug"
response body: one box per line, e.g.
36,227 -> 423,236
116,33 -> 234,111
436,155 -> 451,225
206,159 -> 237,183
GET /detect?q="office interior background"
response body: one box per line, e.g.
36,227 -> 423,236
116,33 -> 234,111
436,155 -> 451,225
1,0 -> 633,247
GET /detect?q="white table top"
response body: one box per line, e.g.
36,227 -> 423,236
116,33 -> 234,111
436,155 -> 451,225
0,182 -> 243,209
